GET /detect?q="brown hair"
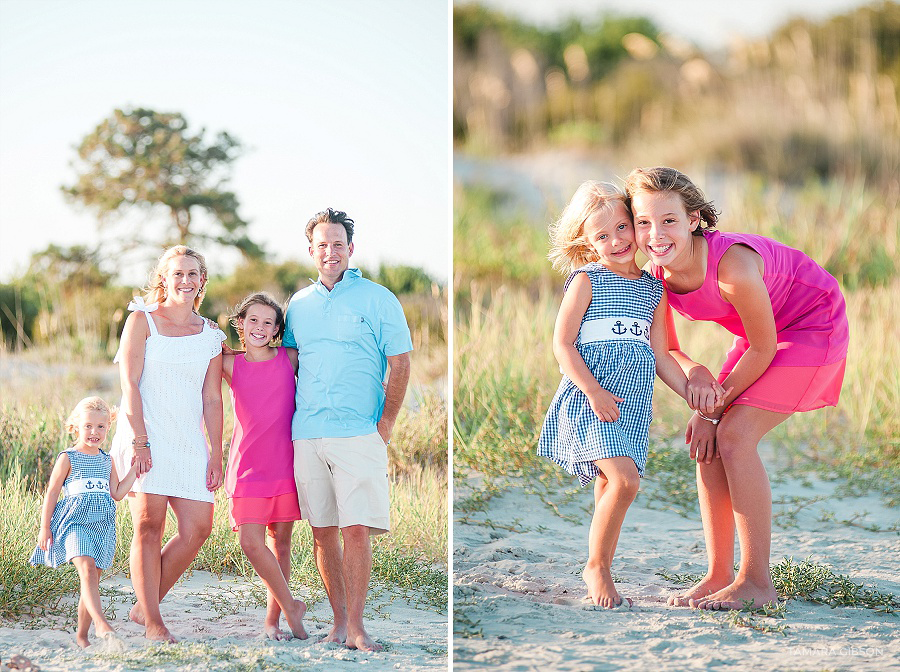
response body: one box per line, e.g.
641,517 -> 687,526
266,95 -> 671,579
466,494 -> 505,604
144,245 -> 209,310
305,208 -> 355,244
548,181 -> 629,275
65,396 -> 117,435
624,166 -> 719,235
229,292 -> 286,347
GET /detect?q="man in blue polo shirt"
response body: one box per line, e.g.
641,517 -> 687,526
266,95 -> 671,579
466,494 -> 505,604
283,207 -> 412,652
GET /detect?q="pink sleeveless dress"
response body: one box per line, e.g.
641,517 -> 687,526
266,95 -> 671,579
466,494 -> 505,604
225,347 -> 302,530
650,231 -> 849,413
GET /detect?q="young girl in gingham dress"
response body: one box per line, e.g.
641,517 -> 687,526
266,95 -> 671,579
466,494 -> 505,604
538,182 -> 727,609
31,397 -> 137,649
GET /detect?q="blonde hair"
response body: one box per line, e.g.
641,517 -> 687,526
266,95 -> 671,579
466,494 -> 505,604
548,181 -> 628,275
624,166 -> 719,235
144,245 -> 209,311
65,396 -> 117,435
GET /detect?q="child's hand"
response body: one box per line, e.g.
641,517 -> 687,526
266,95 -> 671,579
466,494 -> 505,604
38,527 -> 52,551
587,388 -> 624,423
686,412 -> 718,464
222,343 -> 242,356
686,374 -> 731,415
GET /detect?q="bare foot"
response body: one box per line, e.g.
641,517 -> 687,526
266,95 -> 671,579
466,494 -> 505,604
264,624 -> 291,641
322,623 -> 347,645
346,627 -> 382,652
128,603 -> 146,626
667,574 -> 733,607
582,563 -> 630,609
144,624 -> 177,643
283,599 -> 309,640
692,578 -> 778,611
75,633 -> 91,649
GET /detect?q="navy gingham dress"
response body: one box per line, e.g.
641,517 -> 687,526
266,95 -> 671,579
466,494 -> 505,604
538,263 -> 663,486
30,449 -> 117,569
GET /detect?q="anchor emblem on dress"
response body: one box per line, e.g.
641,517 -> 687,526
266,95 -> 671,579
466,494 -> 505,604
611,321 -> 626,335
86,480 -> 94,489
643,325 -> 650,340
630,322 -> 643,336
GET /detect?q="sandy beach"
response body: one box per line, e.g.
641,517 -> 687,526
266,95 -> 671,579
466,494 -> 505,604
453,454 -> 899,671
0,568 -> 447,671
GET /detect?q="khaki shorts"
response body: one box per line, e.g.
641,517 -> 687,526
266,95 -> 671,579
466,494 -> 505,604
293,433 -> 390,535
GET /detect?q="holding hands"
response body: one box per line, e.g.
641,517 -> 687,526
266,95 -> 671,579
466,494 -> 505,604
683,367 -> 732,464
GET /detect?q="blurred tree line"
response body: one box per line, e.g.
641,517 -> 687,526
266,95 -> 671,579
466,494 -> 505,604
0,246 -> 444,354
454,2 -> 900,186
1,107 -> 444,353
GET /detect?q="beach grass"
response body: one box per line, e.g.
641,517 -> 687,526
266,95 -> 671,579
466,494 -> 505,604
0,358 -> 448,622
453,176 -> 900,517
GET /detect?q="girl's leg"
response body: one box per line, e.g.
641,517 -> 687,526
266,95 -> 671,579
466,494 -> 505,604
239,523 -> 308,639
262,522 -> 295,640
669,458 -> 736,606
583,456 -> 640,608
72,556 -> 114,646
76,594 -> 91,648
128,493 -> 175,642
692,405 -> 790,610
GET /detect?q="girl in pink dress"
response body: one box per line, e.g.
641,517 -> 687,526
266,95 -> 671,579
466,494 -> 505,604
223,292 -> 307,640
625,166 -> 849,611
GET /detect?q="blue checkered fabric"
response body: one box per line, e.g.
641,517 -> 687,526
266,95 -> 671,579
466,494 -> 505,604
538,263 -> 663,486
30,449 -> 117,569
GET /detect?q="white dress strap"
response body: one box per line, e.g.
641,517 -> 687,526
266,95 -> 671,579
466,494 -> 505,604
127,296 -> 159,336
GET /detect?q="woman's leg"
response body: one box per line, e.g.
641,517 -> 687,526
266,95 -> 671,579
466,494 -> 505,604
128,493 -> 174,642
668,457 -> 736,606
239,522 -> 307,639
692,405 -> 790,610
583,456 -> 640,608
72,556 -> 114,645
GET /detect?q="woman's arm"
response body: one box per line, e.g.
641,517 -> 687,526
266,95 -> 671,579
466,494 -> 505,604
109,458 -> 139,501
37,454 -> 71,549
202,352 -> 224,491
553,273 -> 624,422
119,312 -> 151,476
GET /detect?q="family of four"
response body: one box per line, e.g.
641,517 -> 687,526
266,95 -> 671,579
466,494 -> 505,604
32,208 -> 411,652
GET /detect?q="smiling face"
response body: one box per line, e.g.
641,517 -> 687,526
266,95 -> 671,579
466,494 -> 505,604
162,254 -> 204,305
238,304 -> 279,349
583,201 -> 638,272
631,190 -> 701,268
309,222 -> 354,289
74,409 -> 110,452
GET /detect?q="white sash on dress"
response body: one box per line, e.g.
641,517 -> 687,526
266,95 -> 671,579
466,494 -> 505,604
580,317 -> 651,344
64,478 -> 110,496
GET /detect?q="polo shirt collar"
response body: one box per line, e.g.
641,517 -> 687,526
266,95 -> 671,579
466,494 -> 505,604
313,267 -> 362,294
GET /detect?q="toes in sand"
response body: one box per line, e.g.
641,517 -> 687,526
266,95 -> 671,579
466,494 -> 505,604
667,574 -> 733,607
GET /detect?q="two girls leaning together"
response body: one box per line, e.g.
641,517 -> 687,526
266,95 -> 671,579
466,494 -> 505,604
539,167 -> 848,611
31,245 -> 309,648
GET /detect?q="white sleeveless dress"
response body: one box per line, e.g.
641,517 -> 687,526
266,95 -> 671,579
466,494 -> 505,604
110,299 -> 225,503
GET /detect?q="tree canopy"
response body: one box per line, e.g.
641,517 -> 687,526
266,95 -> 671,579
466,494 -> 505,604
62,108 -> 263,259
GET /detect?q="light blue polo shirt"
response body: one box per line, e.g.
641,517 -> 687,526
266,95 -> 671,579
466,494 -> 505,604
283,268 -> 413,439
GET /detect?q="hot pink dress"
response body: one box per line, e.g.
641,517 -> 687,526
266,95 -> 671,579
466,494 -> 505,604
650,231 -> 849,413
225,347 -> 302,530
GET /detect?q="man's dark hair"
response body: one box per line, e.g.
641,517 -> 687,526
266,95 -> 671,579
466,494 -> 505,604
305,208 -> 355,244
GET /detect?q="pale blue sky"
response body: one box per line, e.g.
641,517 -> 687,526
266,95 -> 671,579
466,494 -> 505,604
0,0 -> 450,283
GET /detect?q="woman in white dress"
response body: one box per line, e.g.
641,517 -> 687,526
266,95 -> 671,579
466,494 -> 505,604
110,245 -> 225,643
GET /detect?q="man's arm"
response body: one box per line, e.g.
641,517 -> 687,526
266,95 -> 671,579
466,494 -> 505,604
376,352 -> 411,445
